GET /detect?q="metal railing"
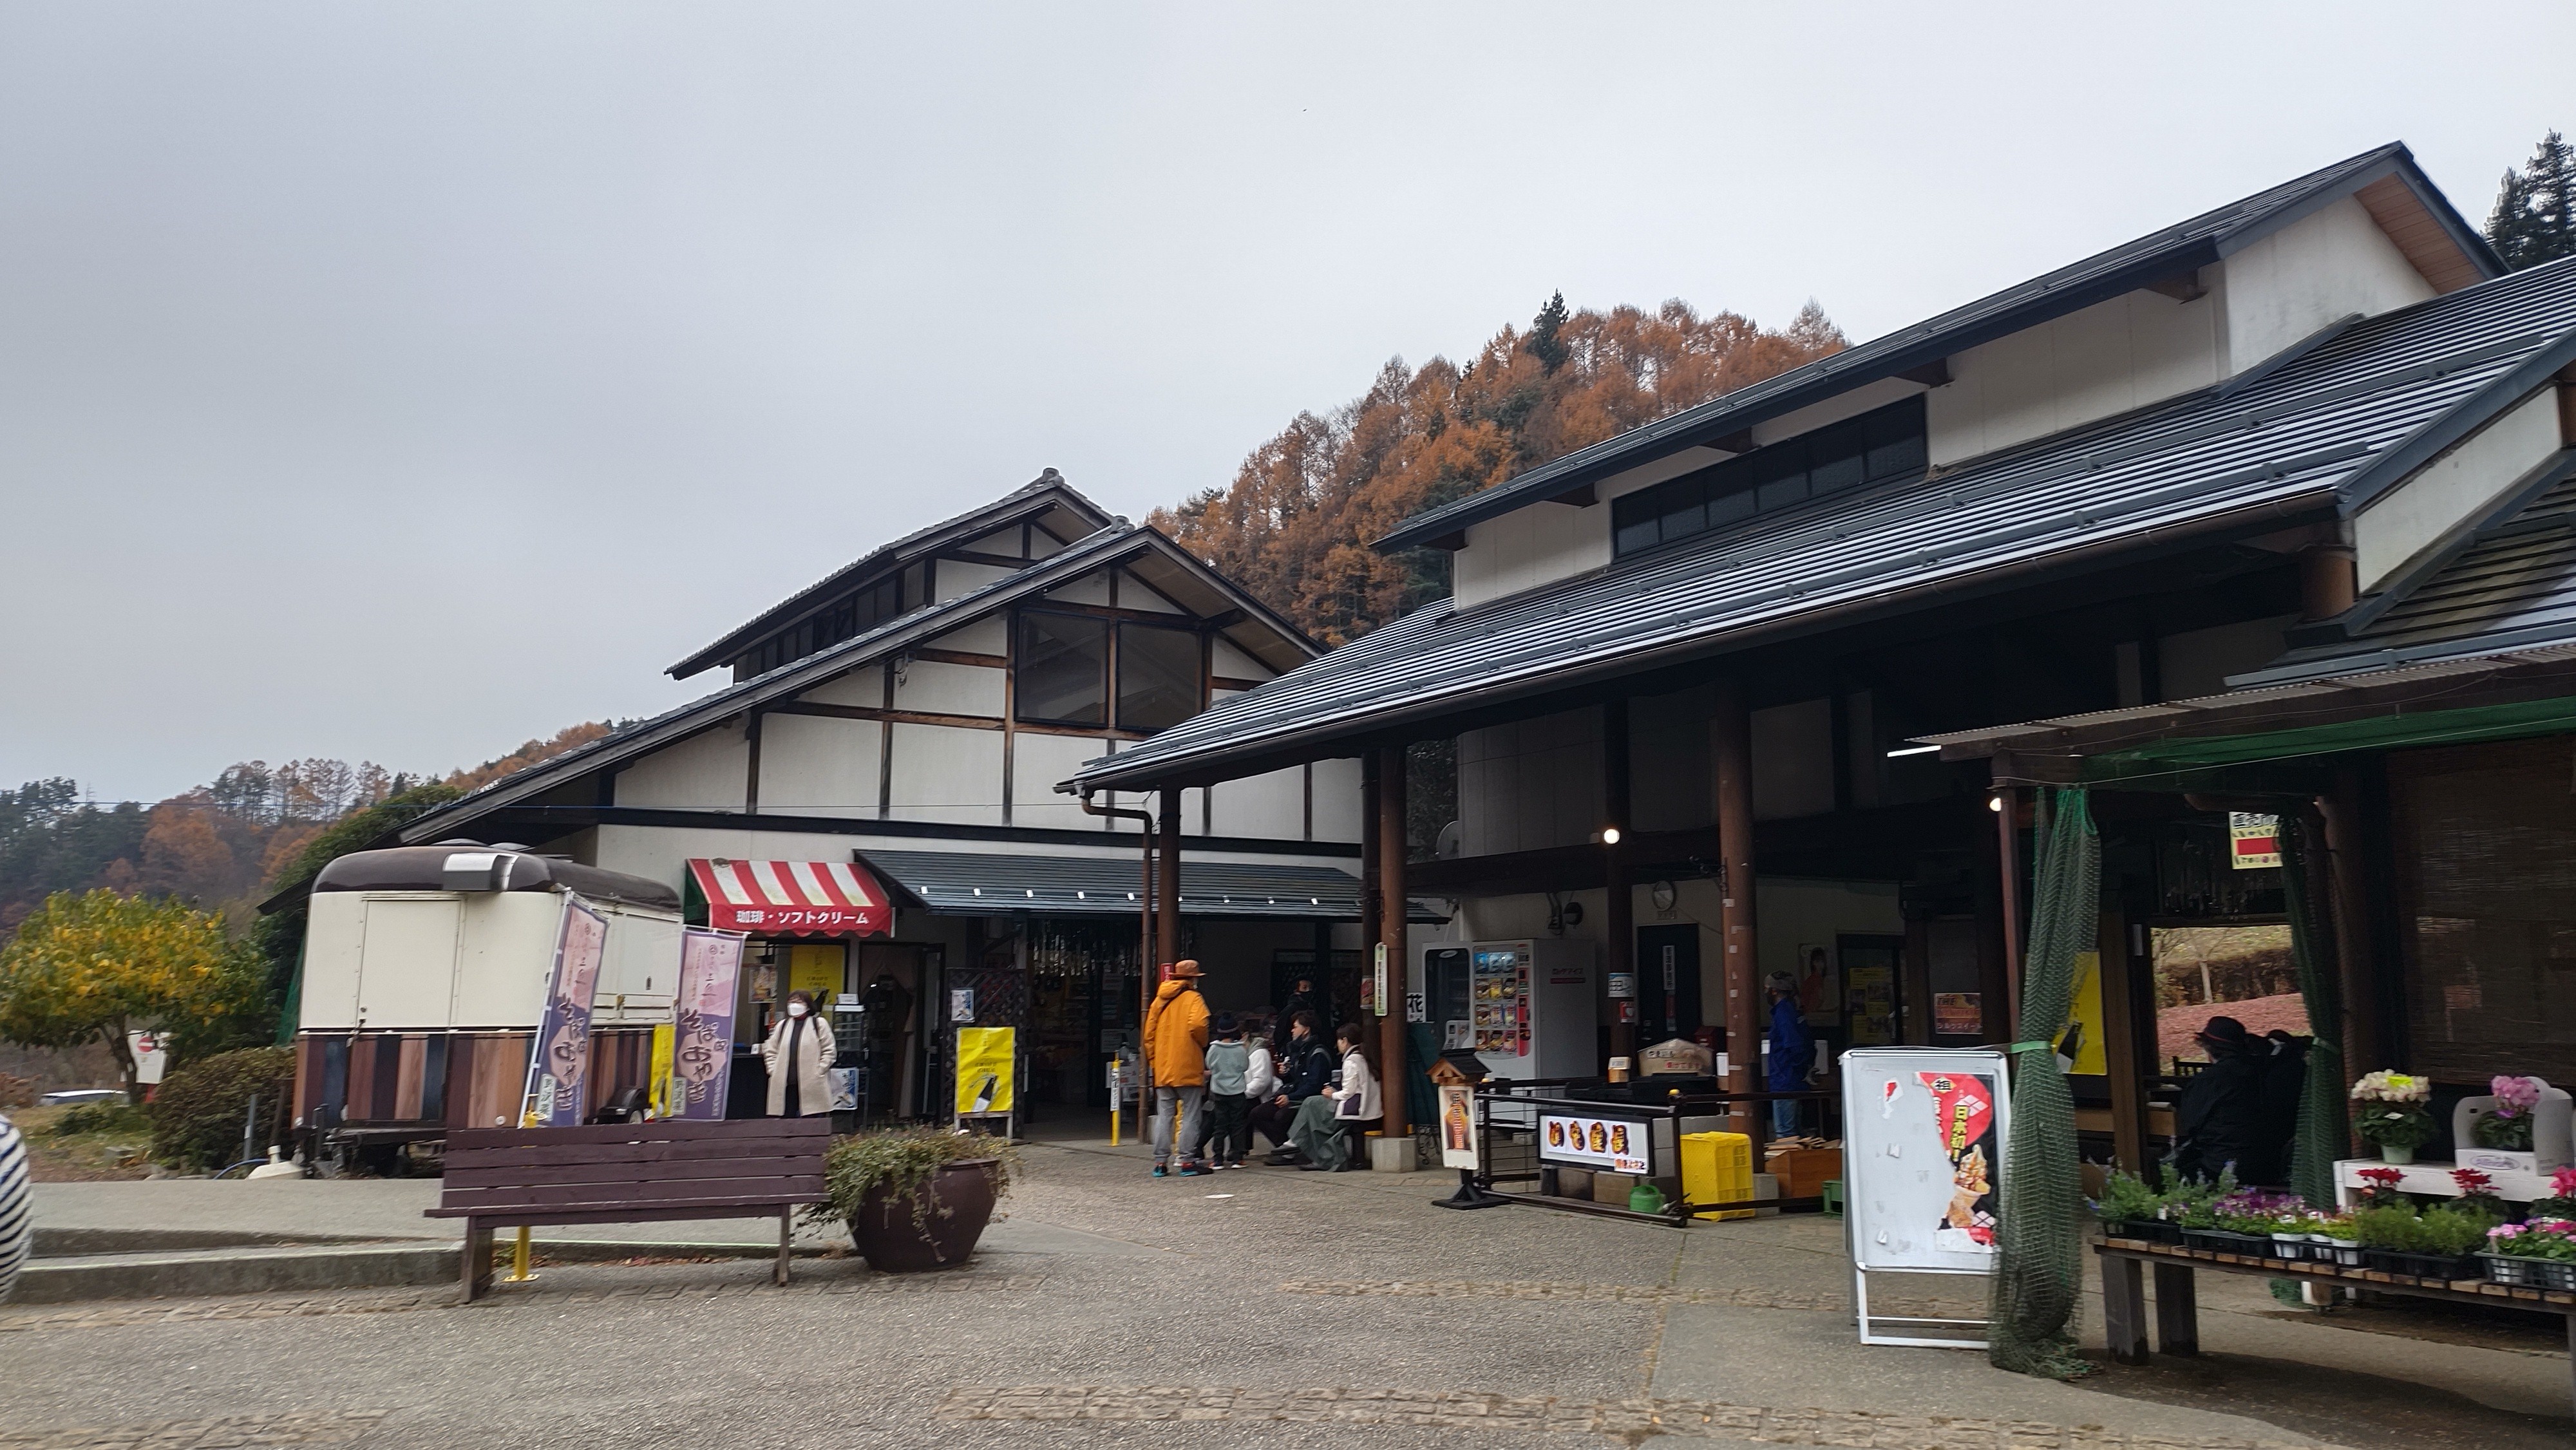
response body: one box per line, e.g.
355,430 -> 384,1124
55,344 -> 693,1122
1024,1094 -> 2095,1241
1462,1078 -> 1843,1226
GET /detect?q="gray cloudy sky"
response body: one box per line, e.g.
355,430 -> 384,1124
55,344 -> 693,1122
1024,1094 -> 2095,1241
3,3 -> 2568,803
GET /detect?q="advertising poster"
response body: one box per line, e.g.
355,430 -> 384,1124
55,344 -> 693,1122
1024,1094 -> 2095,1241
1437,1084 -> 1479,1170
954,1026 -> 1016,1116
1931,993 -> 1982,1037
520,896 -> 609,1128
1841,1048 -> 2011,1274
667,928 -> 744,1121
1538,1112 -> 1650,1176
1795,943 -> 1839,1024
646,1024 -> 676,1118
2229,812 -> 2282,869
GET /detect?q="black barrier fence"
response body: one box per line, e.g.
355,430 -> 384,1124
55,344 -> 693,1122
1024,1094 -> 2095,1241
1446,1080 -> 1843,1225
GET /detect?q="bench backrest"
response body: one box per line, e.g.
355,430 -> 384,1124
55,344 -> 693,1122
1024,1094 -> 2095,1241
436,1117 -> 831,1218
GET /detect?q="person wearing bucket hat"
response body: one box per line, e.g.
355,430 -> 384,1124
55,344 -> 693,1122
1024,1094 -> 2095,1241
1144,960 -> 1212,1178
2173,1013 -> 2285,1183
1765,971 -> 1812,1139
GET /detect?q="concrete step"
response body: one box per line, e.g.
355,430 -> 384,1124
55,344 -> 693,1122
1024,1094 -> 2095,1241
15,1236 -> 830,1304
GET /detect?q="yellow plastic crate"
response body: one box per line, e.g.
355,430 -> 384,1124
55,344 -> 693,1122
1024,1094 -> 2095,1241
1681,1131 -> 1754,1221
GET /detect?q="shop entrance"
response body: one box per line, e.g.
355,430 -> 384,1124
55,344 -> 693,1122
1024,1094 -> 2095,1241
1634,925 -> 1703,1043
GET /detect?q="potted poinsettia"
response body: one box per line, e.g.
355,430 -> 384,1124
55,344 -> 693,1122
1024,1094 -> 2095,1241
2351,1070 -> 2436,1165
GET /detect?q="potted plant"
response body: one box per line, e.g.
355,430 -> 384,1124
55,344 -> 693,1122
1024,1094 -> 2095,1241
2313,1214 -> 2365,1268
2358,1203 -> 2488,1282
2353,1165 -> 2409,1207
2482,1216 -> 2576,1293
2532,1166 -> 2576,1220
2448,1167 -> 2509,1227
2455,1075 -> 2571,1176
804,1128 -> 1019,1273
2094,1168 -> 2178,1244
2188,1187 -> 2298,1254
2351,1070 -> 2436,1165
2268,1207 -> 2324,1262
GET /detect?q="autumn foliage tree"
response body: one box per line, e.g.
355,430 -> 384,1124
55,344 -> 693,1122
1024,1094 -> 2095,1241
0,889 -> 265,1100
1154,294 -> 1846,645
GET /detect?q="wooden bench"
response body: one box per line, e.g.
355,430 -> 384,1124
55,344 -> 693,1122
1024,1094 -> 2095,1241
2097,1238 -> 2576,1414
428,1118 -> 831,1301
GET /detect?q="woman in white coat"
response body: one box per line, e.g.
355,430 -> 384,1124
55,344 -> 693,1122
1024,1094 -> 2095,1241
1288,1022 -> 1381,1172
762,991 -> 837,1118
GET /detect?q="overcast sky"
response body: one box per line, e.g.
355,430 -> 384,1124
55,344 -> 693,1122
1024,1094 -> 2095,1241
3,4 -> 2568,804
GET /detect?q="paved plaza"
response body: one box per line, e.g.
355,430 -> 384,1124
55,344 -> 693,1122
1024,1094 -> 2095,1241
3,1138 -> 2569,1449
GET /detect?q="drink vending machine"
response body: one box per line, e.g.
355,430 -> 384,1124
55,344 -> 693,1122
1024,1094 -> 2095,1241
1421,939 -> 1596,1081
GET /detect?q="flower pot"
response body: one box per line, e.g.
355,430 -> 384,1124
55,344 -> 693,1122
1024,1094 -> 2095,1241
2377,1144 -> 2415,1165
2361,1248 -> 2482,1282
2481,1254 -> 2576,1293
2268,1234 -> 2313,1261
2182,1228 -> 2268,1254
2101,1219 -> 2177,1245
2314,1241 -> 2366,1268
845,1159 -> 999,1273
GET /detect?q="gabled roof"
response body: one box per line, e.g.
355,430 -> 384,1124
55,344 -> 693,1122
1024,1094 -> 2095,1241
666,469 -> 1114,679
1066,256 -> 2576,794
401,518 -> 1321,845
1375,142 -> 2501,553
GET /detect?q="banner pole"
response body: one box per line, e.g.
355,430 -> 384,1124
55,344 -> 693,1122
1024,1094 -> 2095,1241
505,1226 -> 536,1284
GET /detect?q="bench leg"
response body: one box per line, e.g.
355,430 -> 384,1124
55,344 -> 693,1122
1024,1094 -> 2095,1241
2101,1255 -> 2148,1365
776,1211 -> 792,1287
2152,1261 -> 2199,1357
462,1223 -> 495,1303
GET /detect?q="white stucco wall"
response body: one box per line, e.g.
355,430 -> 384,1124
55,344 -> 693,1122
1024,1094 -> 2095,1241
893,659 -> 1005,718
2354,387 -> 2565,591
1450,500 -> 1613,610
1043,573 -> 1113,607
798,664 -> 886,709
1210,636 -> 1273,681
933,560 -> 1015,603
2224,194 -> 2437,372
931,616 -> 1009,656
1309,757 -> 1364,843
757,713 -> 881,818
1118,570 -> 1187,613
886,722 -> 1004,825
1209,764 -> 1306,840
1928,282 -> 2224,466
614,724 -> 748,811
1009,732 -> 1112,831
1459,707 -> 1606,856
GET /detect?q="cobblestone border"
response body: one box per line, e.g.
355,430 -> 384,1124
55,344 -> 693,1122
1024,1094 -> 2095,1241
933,1386 -> 2342,1449
0,1409 -> 390,1448
1278,1278 -> 1979,1319
0,1272 -> 1049,1333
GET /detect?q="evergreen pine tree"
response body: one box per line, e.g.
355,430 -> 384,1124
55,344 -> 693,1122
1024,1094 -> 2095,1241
1527,290 -> 1571,373
2486,129 -> 2576,271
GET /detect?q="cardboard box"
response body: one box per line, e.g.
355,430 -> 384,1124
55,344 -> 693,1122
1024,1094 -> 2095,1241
1763,1145 -> 1843,1200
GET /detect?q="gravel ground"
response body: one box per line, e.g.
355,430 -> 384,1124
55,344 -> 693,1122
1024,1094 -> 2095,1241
3,1138 -> 2568,1449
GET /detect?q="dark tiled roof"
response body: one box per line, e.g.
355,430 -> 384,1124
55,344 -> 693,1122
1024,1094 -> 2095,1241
1069,259 -> 2576,793
1376,143 -> 2497,552
857,849 -> 1440,921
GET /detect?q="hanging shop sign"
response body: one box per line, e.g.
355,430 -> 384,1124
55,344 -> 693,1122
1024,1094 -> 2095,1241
1538,1110 -> 1651,1176
519,896 -> 609,1128
2228,813 -> 2281,870
667,928 -> 744,1120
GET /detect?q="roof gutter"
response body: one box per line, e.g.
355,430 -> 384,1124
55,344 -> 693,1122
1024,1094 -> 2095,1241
1070,490 -> 2335,792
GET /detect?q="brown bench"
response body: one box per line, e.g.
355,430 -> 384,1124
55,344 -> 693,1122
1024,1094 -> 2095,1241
428,1117 -> 831,1301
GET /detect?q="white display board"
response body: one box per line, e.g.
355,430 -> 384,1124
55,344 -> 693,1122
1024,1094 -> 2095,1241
1840,1048 -> 2011,1348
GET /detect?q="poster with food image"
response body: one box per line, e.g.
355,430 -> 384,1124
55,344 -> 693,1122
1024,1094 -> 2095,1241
1538,1112 -> 1650,1174
1840,1048 -> 2011,1274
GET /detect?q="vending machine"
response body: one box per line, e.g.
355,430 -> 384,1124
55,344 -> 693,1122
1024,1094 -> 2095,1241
1463,938 -> 1596,1080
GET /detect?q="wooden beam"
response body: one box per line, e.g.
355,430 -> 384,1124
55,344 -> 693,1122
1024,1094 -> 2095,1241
1210,675 -> 1268,693
768,699 -> 1145,742
1155,791 -> 1182,970
2143,272 -> 2208,303
938,548 -> 1034,570
1710,429 -> 1756,455
1998,787 -> 2024,1038
1713,676 -> 1760,1147
1377,745 -> 1410,1138
1546,484 -> 1597,508
1604,698 -> 1633,1068
2320,772 -> 2380,1084
1895,358 -> 1953,388
912,647 -> 1008,670
2097,903 -> 2148,1173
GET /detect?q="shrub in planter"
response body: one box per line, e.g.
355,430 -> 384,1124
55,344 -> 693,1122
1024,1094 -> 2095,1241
2094,1169 -> 2170,1238
146,1046 -> 294,1171
804,1128 -> 1019,1272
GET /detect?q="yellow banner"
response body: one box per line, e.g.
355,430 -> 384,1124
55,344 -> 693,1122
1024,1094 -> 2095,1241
647,1023 -> 676,1118
954,1026 -> 1015,1116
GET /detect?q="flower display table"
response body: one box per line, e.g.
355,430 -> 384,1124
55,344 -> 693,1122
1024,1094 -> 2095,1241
2331,1156 -> 2554,1207
2096,1236 -> 2576,1414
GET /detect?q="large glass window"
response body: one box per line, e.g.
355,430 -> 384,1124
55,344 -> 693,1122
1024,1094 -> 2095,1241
1117,623 -> 1202,731
1015,612 -> 1109,725
1612,395 -> 1927,558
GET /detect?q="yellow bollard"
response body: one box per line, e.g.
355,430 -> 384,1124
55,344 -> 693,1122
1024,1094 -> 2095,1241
504,1225 -> 536,1283
1109,1063 -> 1122,1145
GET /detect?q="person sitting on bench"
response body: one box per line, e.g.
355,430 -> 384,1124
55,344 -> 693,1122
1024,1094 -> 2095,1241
1289,1022 -> 1381,1172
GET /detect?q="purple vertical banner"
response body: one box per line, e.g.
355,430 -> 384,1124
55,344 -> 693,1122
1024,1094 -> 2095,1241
519,896 -> 609,1128
668,927 -> 744,1120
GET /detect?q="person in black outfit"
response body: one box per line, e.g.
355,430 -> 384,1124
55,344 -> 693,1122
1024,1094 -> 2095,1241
1274,979 -> 1327,1051
1255,1011 -> 1334,1163
2170,1016 -> 2290,1185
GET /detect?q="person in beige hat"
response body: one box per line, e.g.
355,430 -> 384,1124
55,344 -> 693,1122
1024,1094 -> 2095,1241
1144,959 -> 1211,1177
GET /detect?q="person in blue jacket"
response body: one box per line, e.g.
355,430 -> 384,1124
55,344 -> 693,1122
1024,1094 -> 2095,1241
1765,972 -> 1812,1139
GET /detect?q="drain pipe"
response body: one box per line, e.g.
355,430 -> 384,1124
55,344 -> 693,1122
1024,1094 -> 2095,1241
1081,789 -> 1160,1130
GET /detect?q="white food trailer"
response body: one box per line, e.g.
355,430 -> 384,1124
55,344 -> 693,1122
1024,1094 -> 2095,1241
291,845 -> 685,1161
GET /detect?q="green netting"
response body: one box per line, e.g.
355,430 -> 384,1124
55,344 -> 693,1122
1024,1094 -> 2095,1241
2279,817 -> 2346,1209
2081,696 -> 2576,777
1989,786 -> 2096,1380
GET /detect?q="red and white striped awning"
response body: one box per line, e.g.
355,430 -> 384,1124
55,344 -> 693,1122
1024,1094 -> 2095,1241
687,858 -> 891,937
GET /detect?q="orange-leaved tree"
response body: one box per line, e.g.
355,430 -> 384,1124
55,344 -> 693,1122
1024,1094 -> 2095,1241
0,889 -> 265,1099
1154,294 -> 1845,645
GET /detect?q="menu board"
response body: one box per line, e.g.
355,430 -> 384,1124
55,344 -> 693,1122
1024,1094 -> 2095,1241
1470,946 -> 1530,1056
1539,1111 -> 1651,1175
1841,1048 -> 2009,1273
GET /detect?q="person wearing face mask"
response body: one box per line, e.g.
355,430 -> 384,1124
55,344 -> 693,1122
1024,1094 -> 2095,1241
762,990 -> 837,1118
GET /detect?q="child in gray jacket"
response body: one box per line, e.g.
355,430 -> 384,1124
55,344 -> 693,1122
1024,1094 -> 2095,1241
1200,1015 -> 1254,1169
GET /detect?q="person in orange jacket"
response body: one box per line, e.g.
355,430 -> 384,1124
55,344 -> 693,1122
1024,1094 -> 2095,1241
1143,959 -> 1212,1178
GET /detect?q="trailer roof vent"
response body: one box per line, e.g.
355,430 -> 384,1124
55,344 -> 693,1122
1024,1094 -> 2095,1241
441,852 -> 510,892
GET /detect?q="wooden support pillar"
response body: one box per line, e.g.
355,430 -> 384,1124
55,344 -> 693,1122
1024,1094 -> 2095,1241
1155,790 -> 1182,972
1994,786 -> 2024,1039
2320,769 -> 2380,1083
1377,744 -> 1410,1138
1603,698 -> 1634,1067
1359,753 -> 1382,993
2298,545 -> 2358,621
2097,905 -> 2148,1173
1712,677 -> 1760,1147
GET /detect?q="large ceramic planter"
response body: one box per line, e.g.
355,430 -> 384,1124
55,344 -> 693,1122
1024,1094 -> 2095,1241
846,1158 -> 998,1272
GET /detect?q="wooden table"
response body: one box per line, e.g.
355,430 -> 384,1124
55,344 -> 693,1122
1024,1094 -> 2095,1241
2096,1237 -> 2576,1414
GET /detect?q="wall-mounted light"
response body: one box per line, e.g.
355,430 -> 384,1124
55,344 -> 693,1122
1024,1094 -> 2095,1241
1885,744 -> 1941,758
1591,827 -> 1622,845
1988,795 -> 2006,813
